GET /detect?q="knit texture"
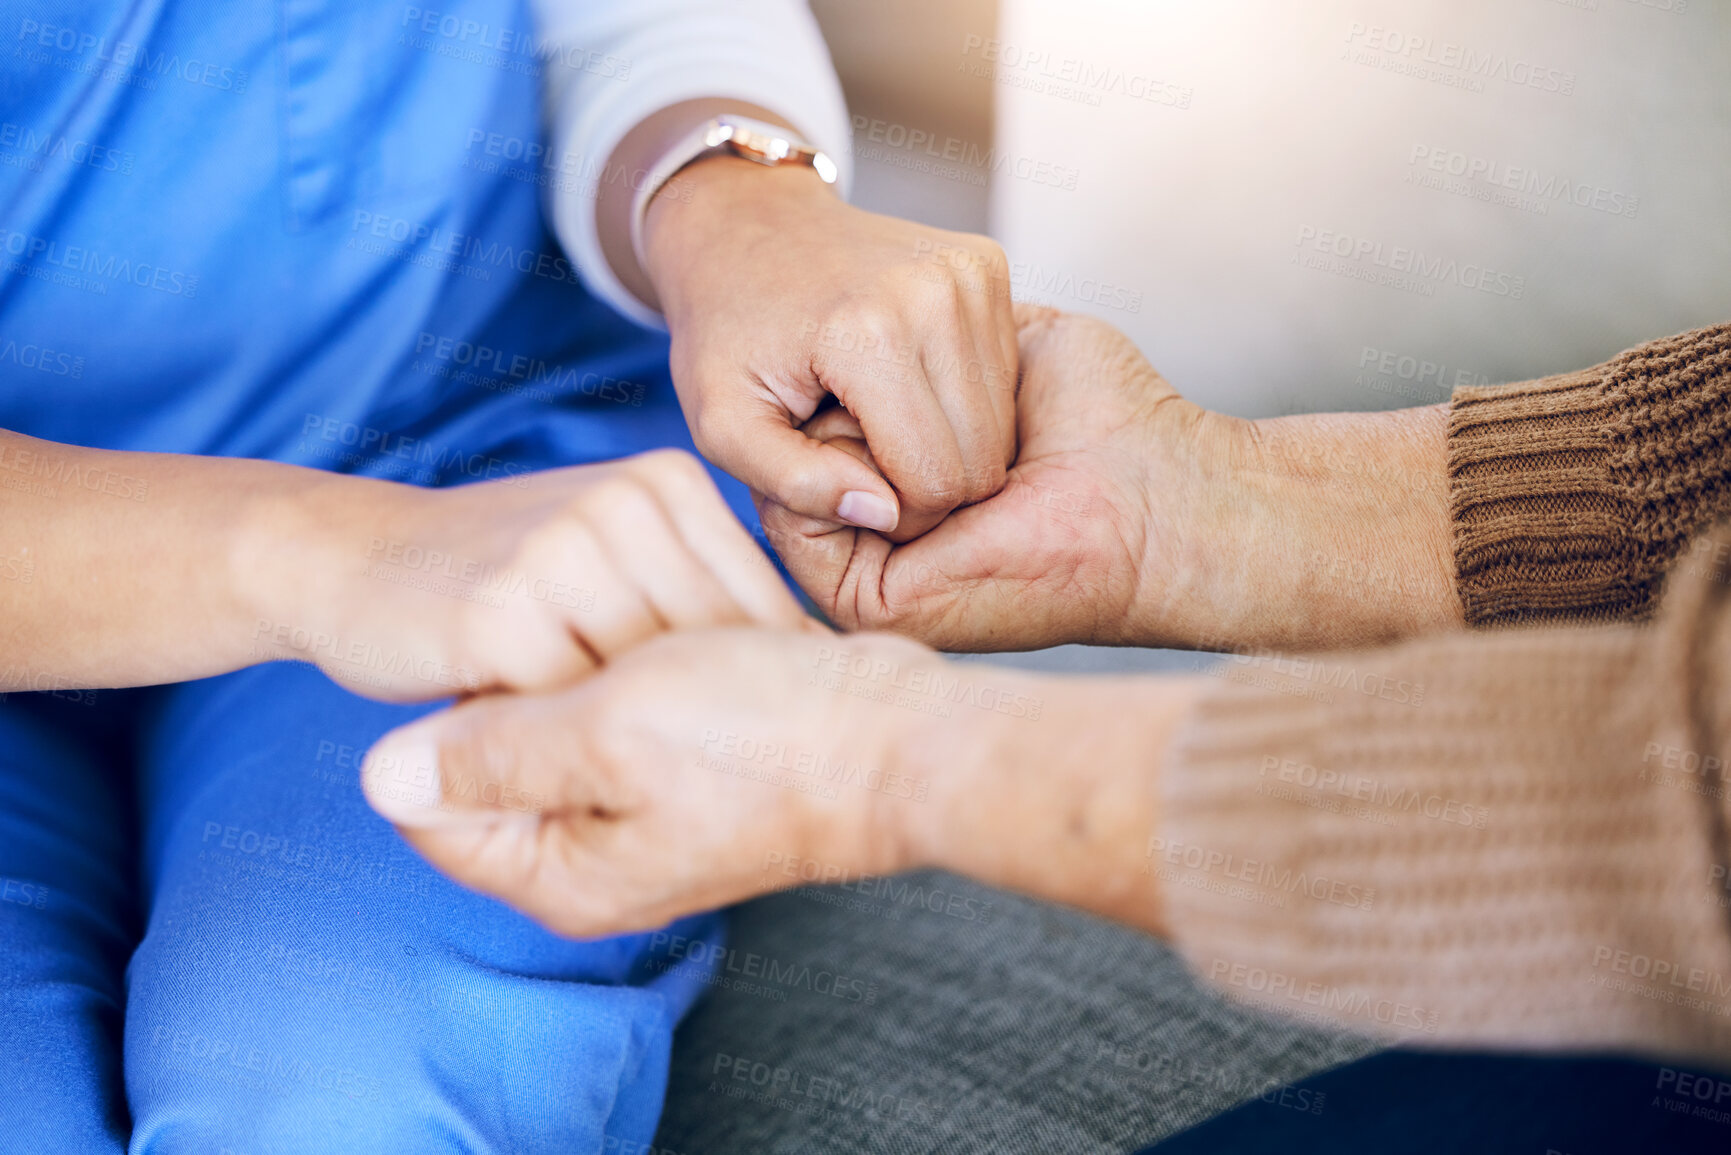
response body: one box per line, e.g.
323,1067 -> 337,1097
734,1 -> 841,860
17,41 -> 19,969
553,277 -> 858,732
1450,323 -> 1731,626
1162,542 -> 1731,1062
1163,323 -> 1731,1062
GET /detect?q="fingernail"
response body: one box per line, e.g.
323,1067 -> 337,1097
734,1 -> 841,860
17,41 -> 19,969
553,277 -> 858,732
362,726 -> 504,830
836,490 -> 898,533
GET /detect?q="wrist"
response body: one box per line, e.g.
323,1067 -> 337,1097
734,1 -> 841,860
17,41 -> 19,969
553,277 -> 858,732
898,666 -> 1202,934
642,154 -> 837,317
597,99 -> 830,313
228,469 -> 386,657
1124,404 -> 1460,653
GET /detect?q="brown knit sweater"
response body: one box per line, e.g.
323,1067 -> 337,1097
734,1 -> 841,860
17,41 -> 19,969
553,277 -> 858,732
1161,322 -> 1731,1065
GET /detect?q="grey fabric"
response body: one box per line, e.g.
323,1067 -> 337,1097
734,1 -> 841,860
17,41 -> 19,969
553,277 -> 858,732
655,869 -> 1380,1154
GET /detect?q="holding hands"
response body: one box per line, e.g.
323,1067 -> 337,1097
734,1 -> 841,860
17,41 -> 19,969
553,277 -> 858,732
361,181 -> 1459,939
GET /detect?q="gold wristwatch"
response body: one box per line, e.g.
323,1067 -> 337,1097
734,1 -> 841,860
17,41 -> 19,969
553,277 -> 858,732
630,114 -> 839,275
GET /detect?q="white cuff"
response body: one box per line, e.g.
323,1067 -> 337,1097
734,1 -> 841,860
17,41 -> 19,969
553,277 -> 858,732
533,0 -> 853,330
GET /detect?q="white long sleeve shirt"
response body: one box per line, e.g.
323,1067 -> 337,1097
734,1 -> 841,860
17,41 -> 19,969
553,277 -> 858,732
530,0 -> 853,327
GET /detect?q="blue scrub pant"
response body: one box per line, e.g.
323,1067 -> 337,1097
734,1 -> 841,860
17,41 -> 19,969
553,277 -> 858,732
0,661 -> 729,1154
0,1 -> 758,1148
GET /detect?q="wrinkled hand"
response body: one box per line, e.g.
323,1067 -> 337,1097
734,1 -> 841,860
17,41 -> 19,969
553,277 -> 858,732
646,158 -> 1018,542
249,449 -> 807,702
760,305 -> 1242,652
359,628 -> 950,938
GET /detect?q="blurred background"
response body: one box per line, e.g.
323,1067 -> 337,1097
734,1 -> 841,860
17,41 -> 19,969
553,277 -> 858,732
809,0 -> 1731,675
814,0 -> 1731,419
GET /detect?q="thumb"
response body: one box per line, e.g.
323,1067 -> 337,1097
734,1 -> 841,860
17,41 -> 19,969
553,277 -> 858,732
360,689 -> 624,937
361,691 -> 585,832
694,394 -> 903,534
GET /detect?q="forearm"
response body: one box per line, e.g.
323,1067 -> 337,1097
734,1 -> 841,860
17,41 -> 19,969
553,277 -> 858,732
1130,320 -> 1731,651
1126,403 -> 1462,653
0,428 -> 335,689
901,668 -> 1206,936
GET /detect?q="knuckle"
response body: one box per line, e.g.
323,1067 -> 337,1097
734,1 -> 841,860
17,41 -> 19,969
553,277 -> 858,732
771,458 -> 833,513
685,405 -> 735,459
634,446 -> 704,482
437,714 -> 519,794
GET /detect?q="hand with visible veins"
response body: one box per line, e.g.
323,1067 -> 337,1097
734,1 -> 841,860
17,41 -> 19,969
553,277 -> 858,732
759,305 -> 1462,654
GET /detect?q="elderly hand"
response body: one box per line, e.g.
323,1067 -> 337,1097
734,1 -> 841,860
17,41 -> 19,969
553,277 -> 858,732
756,305 -> 1212,651
358,628 -> 961,937
359,624 -> 1198,941
761,306 -> 1459,654
644,157 -> 1018,543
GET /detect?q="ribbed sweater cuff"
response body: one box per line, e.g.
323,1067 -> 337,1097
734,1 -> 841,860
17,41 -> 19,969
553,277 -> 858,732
1449,324 -> 1731,627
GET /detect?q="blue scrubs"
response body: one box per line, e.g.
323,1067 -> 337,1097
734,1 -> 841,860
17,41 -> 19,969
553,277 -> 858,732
0,1 -> 734,1149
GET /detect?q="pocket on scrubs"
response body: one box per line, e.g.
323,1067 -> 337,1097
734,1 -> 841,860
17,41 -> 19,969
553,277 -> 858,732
276,0 -> 529,227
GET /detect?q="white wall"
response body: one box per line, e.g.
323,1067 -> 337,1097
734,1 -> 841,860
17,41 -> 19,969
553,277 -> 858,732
991,0 -> 1731,416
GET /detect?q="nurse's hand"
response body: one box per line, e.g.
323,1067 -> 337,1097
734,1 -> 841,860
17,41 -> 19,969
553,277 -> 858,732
358,628 -> 942,937
642,156 -> 1018,544
246,449 -> 809,702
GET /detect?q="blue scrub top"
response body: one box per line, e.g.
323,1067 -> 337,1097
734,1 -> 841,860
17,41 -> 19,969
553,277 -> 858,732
0,0 -> 702,486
